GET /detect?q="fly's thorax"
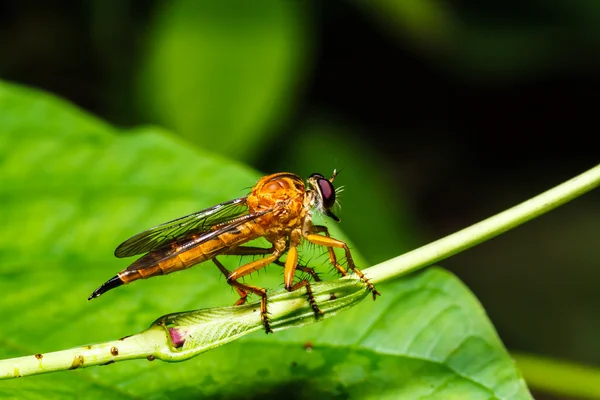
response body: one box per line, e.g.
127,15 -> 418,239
247,172 -> 307,228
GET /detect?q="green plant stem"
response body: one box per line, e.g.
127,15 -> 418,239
513,352 -> 600,399
0,279 -> 368,379
364,163 -> 600,284
0,326 -> 168,378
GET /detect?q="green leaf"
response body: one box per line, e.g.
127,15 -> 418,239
137,0 -> 309,162
0,81 -> 531,398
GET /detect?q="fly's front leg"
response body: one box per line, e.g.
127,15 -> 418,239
311,226 -> 348,277
306,226 -> 381,300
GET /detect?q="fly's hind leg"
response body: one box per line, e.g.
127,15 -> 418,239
306,226 -> 381,300
219,243 -> 323,324
213,258 -> 248,306
215,245 -> 277,306
218,249 -> 285,334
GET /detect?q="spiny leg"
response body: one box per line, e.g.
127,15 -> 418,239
213,258 -> 248,306
225,250 -> 285,334
307,226 -> 381,299
221,244 -> 323,320
283,246 -> 323,318
225,244 -> 322,288
226,244 -> 297,279
273,260 -> 322,283
311,226 -> 348,277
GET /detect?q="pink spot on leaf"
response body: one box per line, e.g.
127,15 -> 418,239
169,328 -> 187,348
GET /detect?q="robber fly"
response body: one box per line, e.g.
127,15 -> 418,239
89,171 -> 380,332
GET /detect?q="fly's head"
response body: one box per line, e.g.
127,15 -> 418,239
307,170 -> 341,222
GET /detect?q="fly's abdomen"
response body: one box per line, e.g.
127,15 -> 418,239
120,220 -> 265,282
88,220 -> 266,300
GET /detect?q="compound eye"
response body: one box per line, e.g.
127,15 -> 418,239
317,178 -> 336,209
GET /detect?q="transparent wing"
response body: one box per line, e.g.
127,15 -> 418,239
114,197 -> 250,258
122,211 -> 270,270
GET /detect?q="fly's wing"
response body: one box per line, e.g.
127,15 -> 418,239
122,211 -> 270,271
114,197 -> 250,258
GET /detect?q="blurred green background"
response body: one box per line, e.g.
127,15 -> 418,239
1,1 -> 599,398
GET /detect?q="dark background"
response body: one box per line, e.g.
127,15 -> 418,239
1,1 -> 599,398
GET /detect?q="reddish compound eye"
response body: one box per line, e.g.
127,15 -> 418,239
309,172 -> 340,221
316,178 -> 335,209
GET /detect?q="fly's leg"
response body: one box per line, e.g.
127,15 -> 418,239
225,244 -> 322,280
282,246 -> 323,318
307,226 -> 381,300
223,250 -> 285,334
221,244 -> 322,320
213,258 -> 248,306
273,260 -> 322,283
310,226 -> 348,278
227,245 -> 321,282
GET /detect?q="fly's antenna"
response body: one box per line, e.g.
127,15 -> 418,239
330,167 -> 345,182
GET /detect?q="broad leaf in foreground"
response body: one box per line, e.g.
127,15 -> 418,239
0,81 -> 531,399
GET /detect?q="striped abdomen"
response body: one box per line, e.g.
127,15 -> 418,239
118,220 -> 266,283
